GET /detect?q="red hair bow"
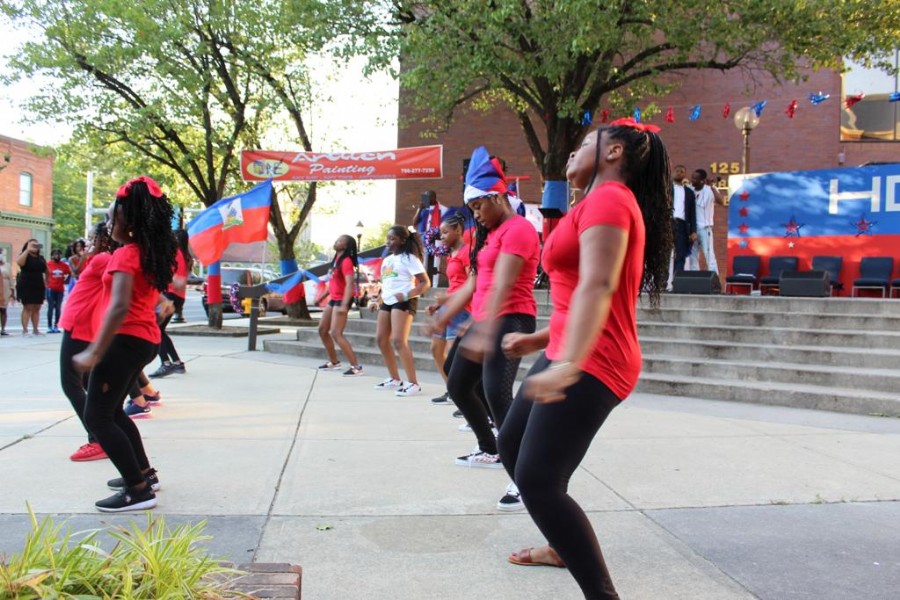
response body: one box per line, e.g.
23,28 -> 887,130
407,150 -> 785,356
608,117 -> 661,133
116,175 -> 164,200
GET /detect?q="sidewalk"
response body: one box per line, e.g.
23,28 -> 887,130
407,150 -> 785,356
1,328 -> 899,599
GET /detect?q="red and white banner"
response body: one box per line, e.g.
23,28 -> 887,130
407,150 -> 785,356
241,145 -> 443,182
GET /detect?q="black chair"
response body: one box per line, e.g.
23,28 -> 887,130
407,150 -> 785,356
759,256 -> 798,294
851,257 -> 894,297
724,255 -> 761,294
812,256 -> 844,296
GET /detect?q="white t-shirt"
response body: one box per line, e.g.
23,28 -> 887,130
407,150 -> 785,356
380,252 -> 426,305
672,185 -> 686,220
694,185 -> 716,228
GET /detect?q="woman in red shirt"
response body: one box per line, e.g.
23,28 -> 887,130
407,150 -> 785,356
499,120 -> 673,598
315,234 -> 363,376
73,176 -> 177,513
148,228 -> 191,378
425,212 -> 471,403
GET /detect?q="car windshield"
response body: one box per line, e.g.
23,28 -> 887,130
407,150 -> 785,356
221,270 -> 246,286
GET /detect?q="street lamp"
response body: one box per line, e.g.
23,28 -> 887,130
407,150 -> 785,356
733,107 -> 760,174
355,220 -> 364,250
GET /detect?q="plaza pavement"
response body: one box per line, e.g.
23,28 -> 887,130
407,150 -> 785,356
0,324 -> 899,599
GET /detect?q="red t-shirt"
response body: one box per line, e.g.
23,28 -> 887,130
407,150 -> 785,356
166,250 -> 188,299
59,253 -> 112,342
445,243 -> 472,313
328,255 -> 356,302
46,260 -> 71,292
542,181 -> 645,400
471,215 -> 539,322
101,244 -> 161,344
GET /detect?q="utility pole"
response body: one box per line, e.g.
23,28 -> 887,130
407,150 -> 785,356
84,171 -> 94,237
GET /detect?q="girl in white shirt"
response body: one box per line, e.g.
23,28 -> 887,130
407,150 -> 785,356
369,225 -> 430,396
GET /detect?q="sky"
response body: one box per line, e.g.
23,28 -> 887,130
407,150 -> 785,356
0,22 -> 400,251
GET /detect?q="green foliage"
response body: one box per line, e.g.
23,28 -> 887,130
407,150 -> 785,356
376,0 -> 900,178
0,506 -> 246,599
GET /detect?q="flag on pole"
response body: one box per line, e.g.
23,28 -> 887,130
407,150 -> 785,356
265,269 -> 320,304
187,180 -> 273,265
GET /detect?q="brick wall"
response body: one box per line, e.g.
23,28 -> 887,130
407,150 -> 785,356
396,66 -> 898,284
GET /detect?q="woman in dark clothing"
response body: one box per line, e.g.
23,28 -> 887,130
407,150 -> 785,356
15,238 -> 47,336
148,228 -> 190,378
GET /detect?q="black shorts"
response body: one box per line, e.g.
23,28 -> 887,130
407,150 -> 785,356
379,298 -> 418,314
328,299 -> 342,307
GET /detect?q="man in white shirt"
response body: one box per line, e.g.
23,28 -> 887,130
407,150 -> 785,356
668,165 -> 697,289
687,169 -> 725,273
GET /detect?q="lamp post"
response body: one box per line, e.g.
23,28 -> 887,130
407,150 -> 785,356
733,107 -> 760,174
355,220 -> 364,250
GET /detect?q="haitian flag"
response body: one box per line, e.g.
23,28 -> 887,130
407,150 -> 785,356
728,164 -> 900,283
187,180 -> 273,265
266,269 -> 320,305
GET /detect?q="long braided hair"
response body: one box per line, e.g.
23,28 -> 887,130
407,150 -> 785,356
441,211 -> 467,249
388,225 -> 425,262
112,180 -> 176,291
593,124 -> 674,308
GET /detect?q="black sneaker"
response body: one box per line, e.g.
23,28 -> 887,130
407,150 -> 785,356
108,468 -> 161,492
95,484 -> 157,513
149,362 -> 174,378
431,392 -> 451,404
497,482 -> 525,512
452,409 -> 464,419
171,361 -> 186,374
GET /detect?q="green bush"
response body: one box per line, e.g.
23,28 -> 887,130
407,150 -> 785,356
0,507 -> 248,599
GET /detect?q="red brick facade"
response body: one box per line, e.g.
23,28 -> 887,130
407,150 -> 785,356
396,67 -> 898,282
0,135 -> 55,276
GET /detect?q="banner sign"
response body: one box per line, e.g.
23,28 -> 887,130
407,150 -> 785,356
241,145 -> 443,182
727,164 -> 900,280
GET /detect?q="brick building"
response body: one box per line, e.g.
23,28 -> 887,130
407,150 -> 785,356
0,134 -> 54,276
396,65 -> 899,277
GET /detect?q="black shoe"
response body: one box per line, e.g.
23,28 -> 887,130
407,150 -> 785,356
171,361 -> 186,374
108,468 -> 161,492
149,362 -> 174,378
431,392 -> 451,404
95,483 -> 157,513
452,409 -> 464,418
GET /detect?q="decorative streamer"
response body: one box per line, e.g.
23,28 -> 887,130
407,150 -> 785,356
665,107 -> 675,123
845,94 -> 865,109
809,92 -> 830,106
598,108 -> 610,123
633,107 -> 642,123
785,100 -> 798,119
722,103 -> 731,118
889,92 -> 900,102
689,105 -> 702,121
580,110 -> 592,125
752,101 -> 767,117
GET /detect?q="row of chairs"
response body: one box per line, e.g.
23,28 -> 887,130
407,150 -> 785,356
724,255 -> 900,297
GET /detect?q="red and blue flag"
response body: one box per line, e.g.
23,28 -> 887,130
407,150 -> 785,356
266,269 -> 320,305
188,180 -> 273,265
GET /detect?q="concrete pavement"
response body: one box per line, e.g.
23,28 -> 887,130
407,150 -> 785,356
1,323 -> 899,599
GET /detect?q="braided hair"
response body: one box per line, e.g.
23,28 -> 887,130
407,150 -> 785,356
597,124 -> 674,308
112,180 -> 176,292
442,211 -> 467,232
174,228 -> 192,266
466,195 -> 512,275
333,234 -> 359,269
89,220 -> 118,255
388,225 -> 425,261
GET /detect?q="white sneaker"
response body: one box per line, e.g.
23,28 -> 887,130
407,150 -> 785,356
374,378 -> 403,390
497,481 -> 525,512
458,422 -> 473,432
395,383 -> 421,396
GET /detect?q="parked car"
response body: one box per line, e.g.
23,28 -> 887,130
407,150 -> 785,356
201,268 -> 286,317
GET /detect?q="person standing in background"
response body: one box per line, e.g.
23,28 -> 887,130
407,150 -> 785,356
414,190 -> 450,284
15,239 -> 47,336
0,250 -> 13,336
667,164 -> 696,290
686,168 -> 724,273
45,248 -> 71,333
148,229 -> 190,378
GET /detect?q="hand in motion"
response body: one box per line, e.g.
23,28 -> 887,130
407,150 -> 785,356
72,349 -> 100,372
523,363 -> 580,404
502,332 -> 542,358
459,321 -> 494,362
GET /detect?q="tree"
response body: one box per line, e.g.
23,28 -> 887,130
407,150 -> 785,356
0,0 -> 345,324
384,0 -> 900,186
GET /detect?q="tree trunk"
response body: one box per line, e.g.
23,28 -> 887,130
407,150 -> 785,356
207,302 -> 223,328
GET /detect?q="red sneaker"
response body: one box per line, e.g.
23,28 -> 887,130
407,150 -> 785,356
70,442 -> 108,462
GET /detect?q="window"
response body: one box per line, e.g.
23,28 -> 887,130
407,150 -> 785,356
19,172 -> 33,206
841,51 -> 900,142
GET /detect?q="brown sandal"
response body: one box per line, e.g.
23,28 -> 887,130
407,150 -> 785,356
508,546 -> 566,568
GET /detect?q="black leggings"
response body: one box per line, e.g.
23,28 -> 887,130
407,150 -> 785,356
497,354 -> 621,600
61,331 -> 151,445
446,313 -> 535,455
83,334 -> 158,487
158,294 -> 184,363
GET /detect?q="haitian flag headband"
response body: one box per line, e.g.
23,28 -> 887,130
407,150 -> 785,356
463,146 -> 508,204
116,175 -> 164,200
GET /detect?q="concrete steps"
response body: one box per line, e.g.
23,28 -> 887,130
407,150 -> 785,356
264,291 -> 900,417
